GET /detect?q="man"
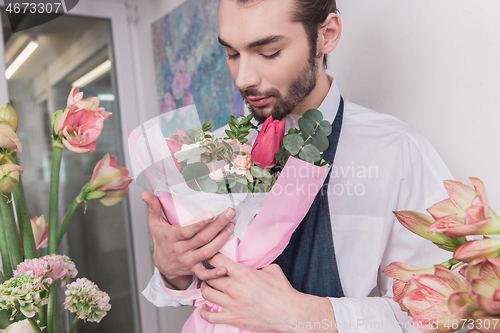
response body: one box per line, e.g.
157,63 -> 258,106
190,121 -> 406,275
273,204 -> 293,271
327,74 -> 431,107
142,0 -> 453,332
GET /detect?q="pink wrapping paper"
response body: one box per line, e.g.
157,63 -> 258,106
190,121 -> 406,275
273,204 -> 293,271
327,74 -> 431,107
128,125 -> 329,333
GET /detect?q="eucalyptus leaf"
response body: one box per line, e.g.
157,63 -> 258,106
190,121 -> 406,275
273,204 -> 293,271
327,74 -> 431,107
298,117 -> 315,139
251,166 -> 272,185
195,177 -> 218,193
308,133 -> 329,152
299,144 -> 321,163
283,134 -> 305,155
303,109 -> 323,123
181,162 -> 210,182
315,120 -> 332,137
185,129 -> 195,142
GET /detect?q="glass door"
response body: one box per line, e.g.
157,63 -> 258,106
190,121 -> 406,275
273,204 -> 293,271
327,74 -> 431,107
0,9 -> 139,333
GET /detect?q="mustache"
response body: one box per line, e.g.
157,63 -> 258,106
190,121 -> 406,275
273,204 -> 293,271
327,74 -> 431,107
240,87 -> 281,99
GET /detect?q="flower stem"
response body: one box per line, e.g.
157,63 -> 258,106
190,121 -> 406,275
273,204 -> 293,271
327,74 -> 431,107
67,315 -> 79,333
12,152 -> 37,259
0,201 -> 13,279
0,193 -> 24,268
47,284 -> 59,333
57,199 -> 80,248
28,317 -> 43,333
48,146 -> 63,255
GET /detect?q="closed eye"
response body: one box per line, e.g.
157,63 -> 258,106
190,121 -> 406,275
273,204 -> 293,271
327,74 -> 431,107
262,50 -> 281,59
227,53 -> 240,60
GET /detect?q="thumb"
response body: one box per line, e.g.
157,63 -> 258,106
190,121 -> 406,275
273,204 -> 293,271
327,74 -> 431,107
140,191 -> 168,226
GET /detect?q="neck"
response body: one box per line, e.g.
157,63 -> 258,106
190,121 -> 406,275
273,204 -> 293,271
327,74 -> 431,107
291,68 -> 331,116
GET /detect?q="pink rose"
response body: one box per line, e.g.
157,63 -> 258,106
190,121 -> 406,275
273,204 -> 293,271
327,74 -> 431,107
251,116 -> 285,168
171,73 -> 184,100
55,105 -> 104,153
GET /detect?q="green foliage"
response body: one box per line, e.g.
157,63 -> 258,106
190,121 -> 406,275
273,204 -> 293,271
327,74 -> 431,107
224,114 -> 256,144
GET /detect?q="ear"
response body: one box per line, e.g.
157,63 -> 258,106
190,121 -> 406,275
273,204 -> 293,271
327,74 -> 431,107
317,13 -> 342,56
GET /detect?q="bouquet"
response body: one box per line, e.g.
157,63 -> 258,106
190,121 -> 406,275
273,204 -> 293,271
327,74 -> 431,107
129,105 -> 334,333
0,88 -> 132,333
384,178 -> 500,332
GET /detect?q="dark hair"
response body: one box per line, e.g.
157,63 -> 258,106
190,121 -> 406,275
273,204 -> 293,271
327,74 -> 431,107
236,0 -> 338,68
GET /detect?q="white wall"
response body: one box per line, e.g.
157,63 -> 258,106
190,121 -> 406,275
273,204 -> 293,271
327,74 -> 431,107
330,0 -> 500,204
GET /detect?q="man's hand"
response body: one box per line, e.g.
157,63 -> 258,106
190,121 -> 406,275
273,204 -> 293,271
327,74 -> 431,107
199,254 -> 337,333
141,191 -> 235,290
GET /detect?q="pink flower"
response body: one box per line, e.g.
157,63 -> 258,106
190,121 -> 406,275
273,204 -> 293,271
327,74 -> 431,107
0,103 -> 18,133
67,87 -> 111,121
454,239 -> 500,263
461,258 -> 500,315
383,262 -> 435,312
402,266 -> 476,332
83,154 -> 132,206
226,139 -> 253,181
166,129 -> 189,170
55,105 -> 105,154
0,163 -> 24,193
163,92 -> 176,113
183,73 -> 191,89
14,255 -> 77,282
183,91 -> 194,107
393,211 -> 465,252
0,117 -> 22,152
31,215 -> 48,250
251,116 -> 285,168
428,179 -> 500,238
171,73 -> 184,100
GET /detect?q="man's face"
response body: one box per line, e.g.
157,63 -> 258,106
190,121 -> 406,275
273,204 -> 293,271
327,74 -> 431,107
218,0 -> 319,122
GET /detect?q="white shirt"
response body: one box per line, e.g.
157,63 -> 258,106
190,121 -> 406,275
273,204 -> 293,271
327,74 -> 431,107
143,81 -> 454,333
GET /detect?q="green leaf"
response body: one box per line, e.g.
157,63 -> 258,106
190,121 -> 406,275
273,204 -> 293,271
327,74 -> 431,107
230,115 -> 239,126
299,144 -> 321,163
315,120 -> 332,137
195,177 -> 218,193
202,121 -> 213,132
240,114 -> 253,126
208,152 -> 215,162
239,138 -> 248,144
298,117 -> 315,139
251,166 -> 272,185
308,133 -> 329,152
274,153 -> 282,159
185,129 -> 195,142
237,131 -> 250,139
171,134 -> 181,142
222,141 -> 233,153
228,122 -> 238,133
181,162 -> 210,182
283,134 -> 305,155
303,109 -> 323,123
240,124 -> 253,132
225,130 -> 236,139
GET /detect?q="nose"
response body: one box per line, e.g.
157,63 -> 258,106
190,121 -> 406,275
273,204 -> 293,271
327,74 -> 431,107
234,56 -> 260,92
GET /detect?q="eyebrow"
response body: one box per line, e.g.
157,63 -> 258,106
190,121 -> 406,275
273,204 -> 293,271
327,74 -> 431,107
218,35 -> 285,50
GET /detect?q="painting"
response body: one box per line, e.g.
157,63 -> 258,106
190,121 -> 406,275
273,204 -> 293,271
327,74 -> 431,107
151,0 -> 244,137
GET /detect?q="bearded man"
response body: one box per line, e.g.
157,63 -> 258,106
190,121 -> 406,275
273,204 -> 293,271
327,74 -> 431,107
142,0 -> 453,332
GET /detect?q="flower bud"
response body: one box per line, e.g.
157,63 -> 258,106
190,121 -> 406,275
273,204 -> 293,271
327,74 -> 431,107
0,103 -> 18,132
0,163 -> 24,193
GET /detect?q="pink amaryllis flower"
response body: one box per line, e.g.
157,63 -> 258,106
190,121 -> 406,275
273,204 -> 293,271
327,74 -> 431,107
383,262 -> 435,312
0,117 -> 22,152
67,87 -> 111,121
31,215 -> 48,250
0,163 -> 24,193
251,116 -> 285,168
454,239 -> 500,263
461,258 -> 500,316
428,178 -> 500,238
402,265 -> 477,332
393,211 -> 466,252
82,153 -> 133,206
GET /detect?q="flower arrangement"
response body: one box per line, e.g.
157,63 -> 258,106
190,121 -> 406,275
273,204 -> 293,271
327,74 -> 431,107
0,88 -> 132,332
129,105 -> 334,333
384,178 -> 500,332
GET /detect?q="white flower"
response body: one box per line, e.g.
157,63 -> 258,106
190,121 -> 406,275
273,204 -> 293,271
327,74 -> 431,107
0,273 -> 50,319
64,278 -> 111,323
174,142 -> 208,164
4,319 -> 35,333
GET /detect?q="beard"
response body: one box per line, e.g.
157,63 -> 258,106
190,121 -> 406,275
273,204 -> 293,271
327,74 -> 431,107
240,53 -> 319,123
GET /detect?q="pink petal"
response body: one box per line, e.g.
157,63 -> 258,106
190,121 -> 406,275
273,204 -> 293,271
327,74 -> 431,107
470,178 -> 491,219
443,180 -> 477,212
428,198 -> 465,219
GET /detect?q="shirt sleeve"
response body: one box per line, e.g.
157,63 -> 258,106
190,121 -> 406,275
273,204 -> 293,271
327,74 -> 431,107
329,132 -> 454,333
142,267 -> 199,307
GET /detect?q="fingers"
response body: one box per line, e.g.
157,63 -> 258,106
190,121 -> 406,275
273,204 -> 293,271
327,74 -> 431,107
200,281 -> 231,308
174,211 -> 215,241
192,223 -> 235,263
141,191 -> 168,227
192,262 -> 227,281
188,208 -> 235,249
